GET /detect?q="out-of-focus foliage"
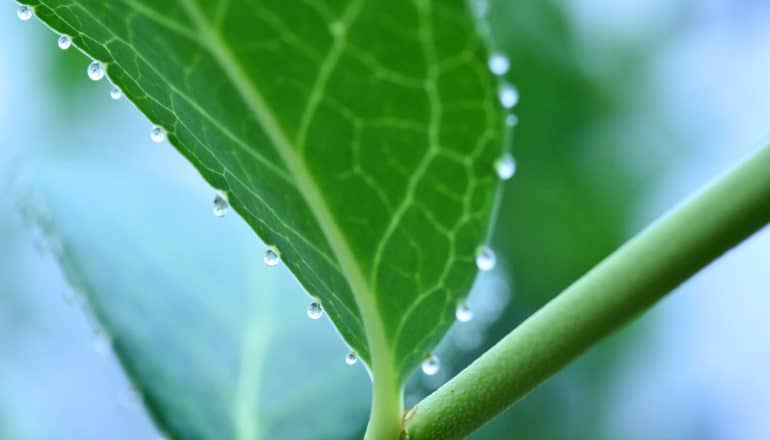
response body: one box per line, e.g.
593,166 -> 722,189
14,151 -> 371,439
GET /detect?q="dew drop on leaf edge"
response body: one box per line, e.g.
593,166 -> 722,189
495,153 -> 516,180
57,34 -> 72,50
488,52 -> 510,76
17,4 -> 32,21
476,246 -> 496,272
455,303 -> 473,322
345,352 -> 358,365
212,194 -> 228,217
498,83 -> 519,109
263,248 -> 280,266
306,301 -> 323,320
110,86 -> 122,100
421,354 -> 440,376
149,125 -> 166,143
87,61 -> 105,81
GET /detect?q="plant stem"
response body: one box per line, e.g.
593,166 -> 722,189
405,143 -> 770,440
364,376 -> 404,440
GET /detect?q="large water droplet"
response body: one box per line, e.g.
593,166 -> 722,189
110,86 -> 122,100
306,301 -> 323,320
488,53 -> 510,76
421,354 -> 440,376
495,153 -> 516,180
87,61 -> 105,81
57,34 -> 72,50
475,246 -> 496,271
263,248 -> 281,266
16,4 -> 32,21
498,83 -> 519,109
212,194 -> 228,217
345,352 -> 358,365
456,303 -> 473,322
150,125 -> 166,143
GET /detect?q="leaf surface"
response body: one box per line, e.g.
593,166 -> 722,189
16,152 -> 371,439
27,0 -> 504,384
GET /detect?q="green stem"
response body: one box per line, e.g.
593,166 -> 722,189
364,376 -> 404,440
406,143 -> 770,440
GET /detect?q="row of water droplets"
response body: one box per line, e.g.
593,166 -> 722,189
18,3 -> 163,143
18,1 -> 513,378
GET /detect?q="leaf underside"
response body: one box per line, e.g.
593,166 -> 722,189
28,0 -> 504,384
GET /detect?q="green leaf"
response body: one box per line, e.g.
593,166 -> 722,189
27,0 -> 503,401
15,151 -> 371,439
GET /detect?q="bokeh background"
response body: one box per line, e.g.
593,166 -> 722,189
2,0 -> 769,439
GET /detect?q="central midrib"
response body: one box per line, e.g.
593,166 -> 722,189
177,0 -> 396,390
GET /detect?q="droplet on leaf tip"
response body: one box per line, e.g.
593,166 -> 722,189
456,303 -> 473,322
57,34 -> 72,50
506,114 -> 518,127
495,153 -> 516,180
149,125 -> 166,143
16,4 -> 32,21
488,52 -> 510,76
263,248 -> 280,266
306,301 -> 323,320
498,83 -> 519,109
212,194 -> 228,217
110,86 -> 122,100
345,352 -> 358,365
421,354 -> 440,376
475,246 -> 496,271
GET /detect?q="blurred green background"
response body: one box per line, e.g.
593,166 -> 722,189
2,0 -> 770,439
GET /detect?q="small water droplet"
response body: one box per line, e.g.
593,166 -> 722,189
306,301 -> 323,320
57,34 -> 72,50
498,83 -> 519,109
110,86 -> 122,100
456,303 -> 473,322
345,352 -> 358,365
150,125 -> 166,143
495,153 -> 516,180
91,330 -> 112,356
506,114 -> 518,127
330,21 -> 344,37
16,4 -> 32,21
87,60 -> 105,81
475,246 -> 496,271
421,354 -> 440,376
488,52 -> 510,76
212,194 -> 228,217
263,248 -> 281,266
471,0 -> 489,18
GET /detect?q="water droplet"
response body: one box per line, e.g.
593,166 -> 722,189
345,352 -> 358,365
57,34 -> 72,50
498,83 -> 519,109
149,125 -> 166,143
456,303 -> 473,322
110,86 -> 122,100
306,301 -> 323,320
212,194 -> 228,217
16,4 -> 32,21
263,248 -> 281,266
91,330 -> 112,356
471,0 -> 489,18
475,246 -> 496,271
421,354 -> 440,376
87,60 -> 105,81
330,21 -> 344,37
506,114 -> 518,127
488,53 -> 510,76
495,153 -> 516,180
